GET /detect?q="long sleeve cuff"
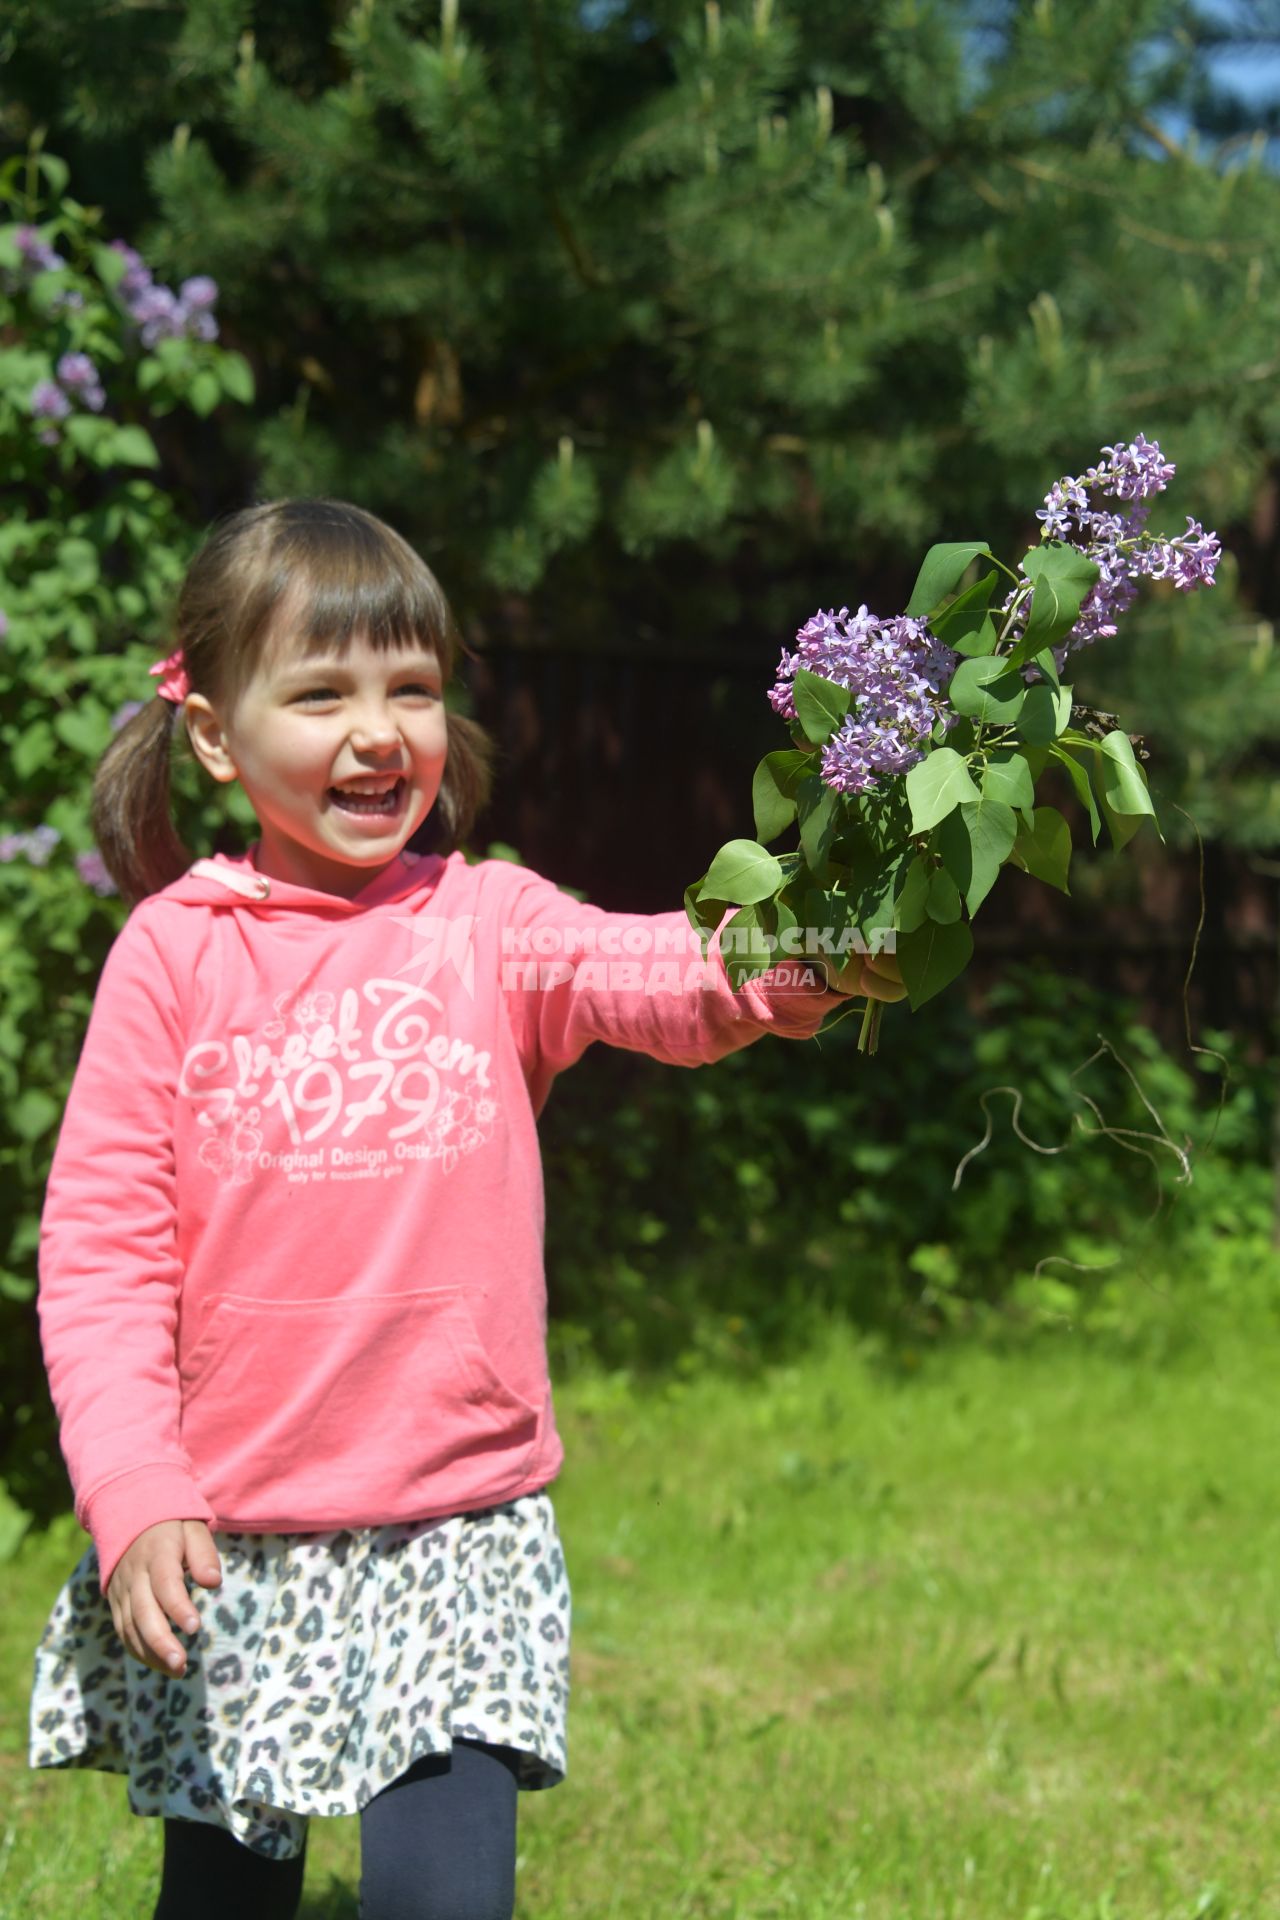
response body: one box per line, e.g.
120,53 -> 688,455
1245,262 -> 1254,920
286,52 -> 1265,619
81,1463 -> 217,1596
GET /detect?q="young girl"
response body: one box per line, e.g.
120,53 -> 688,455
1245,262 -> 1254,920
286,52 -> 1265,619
28,497 -> 904,1920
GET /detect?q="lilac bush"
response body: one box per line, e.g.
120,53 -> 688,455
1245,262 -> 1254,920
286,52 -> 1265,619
0,141 -> 257,1421
0,143 -> 255,945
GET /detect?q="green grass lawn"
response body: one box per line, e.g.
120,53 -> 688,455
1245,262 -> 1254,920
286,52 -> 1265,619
3,1316 -> 1278,1918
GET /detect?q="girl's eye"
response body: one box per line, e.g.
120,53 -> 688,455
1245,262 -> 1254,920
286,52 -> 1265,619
290,682 -> 441,704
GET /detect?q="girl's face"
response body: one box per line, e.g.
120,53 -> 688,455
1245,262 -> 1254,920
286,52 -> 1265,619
187,629 -> 449,899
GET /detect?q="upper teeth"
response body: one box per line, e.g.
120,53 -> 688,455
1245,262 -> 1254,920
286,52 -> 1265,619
336,781 -> 399,794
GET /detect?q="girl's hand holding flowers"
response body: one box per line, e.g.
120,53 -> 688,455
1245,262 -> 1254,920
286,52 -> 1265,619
814,948 -> 908,1002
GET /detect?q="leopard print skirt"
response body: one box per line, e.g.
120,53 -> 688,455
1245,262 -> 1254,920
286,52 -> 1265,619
28,1491 -> 569,1860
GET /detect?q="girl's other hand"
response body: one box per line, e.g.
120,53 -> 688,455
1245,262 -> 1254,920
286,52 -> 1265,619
106,1518 -> 223,1678
823,949 -> 908,1002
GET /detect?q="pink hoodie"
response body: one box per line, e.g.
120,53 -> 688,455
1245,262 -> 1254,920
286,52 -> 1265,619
38,850 -> 839,1594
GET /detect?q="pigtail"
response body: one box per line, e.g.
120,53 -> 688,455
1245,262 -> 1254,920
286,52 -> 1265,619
432,712 -> 494,853
91,699 -> 192,906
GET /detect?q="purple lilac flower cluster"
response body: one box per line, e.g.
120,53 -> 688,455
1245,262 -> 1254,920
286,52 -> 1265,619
8,227 -> 218,345
0,827 -> 118,895
1028,434 -> 1221,656
0,824 -> 61,866
9,226 -> 84,314
769,606 -> 958,795
110,242 -> 219,348
30,351 -> 109,447
75,849 -> 118,896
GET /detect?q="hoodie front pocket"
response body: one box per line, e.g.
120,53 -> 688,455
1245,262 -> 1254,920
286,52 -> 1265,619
178,1290 -> 542,1517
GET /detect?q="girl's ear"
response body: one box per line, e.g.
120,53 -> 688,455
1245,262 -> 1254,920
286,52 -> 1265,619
185,694 -> 240,786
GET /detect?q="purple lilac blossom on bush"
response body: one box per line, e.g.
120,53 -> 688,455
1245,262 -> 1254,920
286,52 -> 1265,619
74,849 -> 118,896
10,226 -> 82,312
11,229 -> 220,445
769,607 -> 959,795
109,242 -> 219,347
0,825 -> 61,867
56,352 -> 107,411
15,226 -> 67,275
28,360 -> 105,445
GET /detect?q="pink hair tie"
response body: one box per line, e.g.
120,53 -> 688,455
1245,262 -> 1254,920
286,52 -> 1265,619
149,649 -> 191,704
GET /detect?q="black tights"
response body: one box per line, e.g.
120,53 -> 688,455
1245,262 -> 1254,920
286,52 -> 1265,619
151,1739 -> 522,1920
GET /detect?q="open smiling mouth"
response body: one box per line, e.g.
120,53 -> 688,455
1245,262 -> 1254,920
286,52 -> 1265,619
327,778 -> 407,817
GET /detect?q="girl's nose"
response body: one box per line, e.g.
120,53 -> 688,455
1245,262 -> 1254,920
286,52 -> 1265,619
348,706 -> 401,752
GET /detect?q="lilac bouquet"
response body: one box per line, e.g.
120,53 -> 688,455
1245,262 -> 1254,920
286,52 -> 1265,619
686,438 -> 1221,1051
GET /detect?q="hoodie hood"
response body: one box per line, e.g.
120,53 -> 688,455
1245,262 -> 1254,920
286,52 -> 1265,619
164,847 -> 450,915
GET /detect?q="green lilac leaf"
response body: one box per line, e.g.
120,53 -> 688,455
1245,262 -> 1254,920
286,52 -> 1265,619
1011,806 -> 1072,893
793,668 -> 850,746
905,542 -> 994,618
925,867 -> 962,923
219,352 -> 256,404
684,873 -> 726,948
797,775 -> 838,872
905,748 -> 981,834
189,369 -> 221,417
896,919 -> 974,1009
1094,731 -> 1156,818
894,855 -> 931,932
752,749 -> 809,843
947,656 -> 1027,725
723,901 -> 775,987
703,839 -> 785,906
110,425 -> 161,468
1017,682 -> 1073,745
1006,543 -> 1100,666
930,572 -> 999,656
935,798 -> 1017,915
1048,744 -> 1101,846
982,749 -> 1035,817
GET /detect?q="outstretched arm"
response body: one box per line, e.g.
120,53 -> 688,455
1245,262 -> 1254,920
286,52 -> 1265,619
493,864 -> 847,1108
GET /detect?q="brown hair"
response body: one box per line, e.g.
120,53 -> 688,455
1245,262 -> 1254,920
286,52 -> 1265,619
93,499 -> 493,903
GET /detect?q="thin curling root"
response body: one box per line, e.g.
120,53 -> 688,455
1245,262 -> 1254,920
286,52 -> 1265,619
951,1037 -> 1194,1233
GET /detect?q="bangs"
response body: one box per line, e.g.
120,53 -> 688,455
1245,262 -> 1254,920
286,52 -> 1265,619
285,549 -> 448,660
208,499 -> 460,698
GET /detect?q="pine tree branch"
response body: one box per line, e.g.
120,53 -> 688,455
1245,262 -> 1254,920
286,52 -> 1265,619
1006,155 -> 1259,259
1115,215 -> 1233,262
957,166 -> 1012,212
1137,113 -> 1188,161
642,155 -> 826,233
1121,357 -> 1280,411
528,0 -> 607,291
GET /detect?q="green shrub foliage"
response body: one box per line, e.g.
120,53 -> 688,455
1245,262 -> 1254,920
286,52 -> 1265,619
0,147 -> 254,1521
540,962 -> 1272,1374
